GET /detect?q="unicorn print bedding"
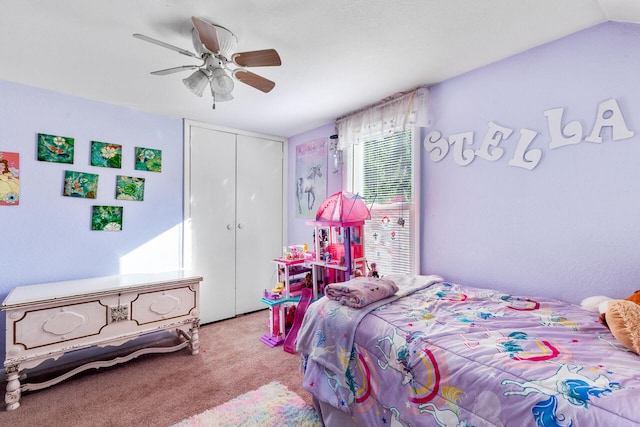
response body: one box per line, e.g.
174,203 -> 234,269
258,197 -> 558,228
297,275 -> 640,426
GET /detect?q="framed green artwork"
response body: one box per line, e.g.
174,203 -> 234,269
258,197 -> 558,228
135,147 -> 162,172
37,133 -> 74,164
116,175 -> 145,201
91,141 -> 122,168
92,205 -> 123,231
63,170 -> 99,198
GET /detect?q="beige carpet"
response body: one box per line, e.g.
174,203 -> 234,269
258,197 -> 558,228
0,310 -> 311,427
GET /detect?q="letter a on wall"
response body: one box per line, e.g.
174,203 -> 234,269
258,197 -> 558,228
585,98 -> 634,143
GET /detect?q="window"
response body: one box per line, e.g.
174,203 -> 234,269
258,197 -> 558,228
347,128 -> 419,275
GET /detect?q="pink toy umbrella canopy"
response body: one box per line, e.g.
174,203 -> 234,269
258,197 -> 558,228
315,191 -> 371,222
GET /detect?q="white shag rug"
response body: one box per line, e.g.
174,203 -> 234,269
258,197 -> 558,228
171,381 -> 322,427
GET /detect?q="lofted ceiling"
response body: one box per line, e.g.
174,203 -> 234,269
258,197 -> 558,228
2,0 -> 640,138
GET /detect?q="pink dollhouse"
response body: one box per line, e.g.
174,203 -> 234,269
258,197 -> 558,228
260,191 -> 371,349
306,191 -> 370,286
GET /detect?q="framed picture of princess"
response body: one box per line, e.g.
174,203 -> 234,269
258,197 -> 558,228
0,151 -> 19,205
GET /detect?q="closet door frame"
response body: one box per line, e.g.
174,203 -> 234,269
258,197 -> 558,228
183,120 -> 288,323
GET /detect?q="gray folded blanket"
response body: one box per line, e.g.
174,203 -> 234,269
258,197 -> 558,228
325,276 -> 399,308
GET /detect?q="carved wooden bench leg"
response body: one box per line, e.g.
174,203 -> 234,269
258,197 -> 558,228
5,364 -> 21,411
189,319 -> 200,355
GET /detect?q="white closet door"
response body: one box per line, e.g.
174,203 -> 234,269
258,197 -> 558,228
189,127 -> 237,323
235,135 -> 283,313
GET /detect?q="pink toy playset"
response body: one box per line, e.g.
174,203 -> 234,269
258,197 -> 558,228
260,191 -> 371,352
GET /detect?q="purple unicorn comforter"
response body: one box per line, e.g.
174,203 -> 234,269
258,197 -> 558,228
297,276 -> 640,426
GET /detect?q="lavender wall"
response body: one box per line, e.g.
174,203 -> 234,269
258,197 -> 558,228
287,22 -> 640,304
422,22 -> 640,303
0,81 -> 184,303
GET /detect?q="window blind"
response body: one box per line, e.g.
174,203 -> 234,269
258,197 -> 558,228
351,129 -> 416,275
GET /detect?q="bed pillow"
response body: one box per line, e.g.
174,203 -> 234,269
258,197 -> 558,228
606,299 -> 640,354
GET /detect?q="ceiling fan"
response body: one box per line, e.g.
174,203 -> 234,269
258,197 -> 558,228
133,16 -> 281,108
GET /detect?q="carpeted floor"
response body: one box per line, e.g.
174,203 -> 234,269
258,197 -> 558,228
0,310 -> 313,426
171,381 -> 322,427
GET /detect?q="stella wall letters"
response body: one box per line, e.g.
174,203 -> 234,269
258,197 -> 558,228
424,98 -> 635,170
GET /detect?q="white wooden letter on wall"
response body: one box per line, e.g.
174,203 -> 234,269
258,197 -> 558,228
424,97 -> 636,171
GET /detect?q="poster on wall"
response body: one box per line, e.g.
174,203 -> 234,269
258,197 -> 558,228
0,151 -> 19,205
91,205 -> 123,231
37,133 -> 74,164
135,147 -> 162,172
295,138 -> 327,219
63,170 -> 99,198
115,175 -> 145,201
91,141 -> 122,168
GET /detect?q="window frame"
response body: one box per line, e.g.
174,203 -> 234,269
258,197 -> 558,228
343,128 -> 421,275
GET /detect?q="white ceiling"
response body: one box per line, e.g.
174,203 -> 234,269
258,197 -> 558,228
2,0 -> 640,138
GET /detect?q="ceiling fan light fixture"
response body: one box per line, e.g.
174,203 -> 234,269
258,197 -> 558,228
182,70 -> 210,97
135,17 -> 281,104
214,91 -> 233,102
211,68 -> 234,95
211,91 -> 233,110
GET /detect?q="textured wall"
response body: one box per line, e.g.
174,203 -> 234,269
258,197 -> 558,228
0,81 -> 184,296
422,22 -> 640,303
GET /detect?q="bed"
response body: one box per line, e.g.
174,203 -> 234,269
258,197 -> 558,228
296,274 -> 640,426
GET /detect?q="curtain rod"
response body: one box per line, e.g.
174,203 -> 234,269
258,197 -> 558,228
335,86 -> 428,123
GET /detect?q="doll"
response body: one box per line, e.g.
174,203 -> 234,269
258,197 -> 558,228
368,262 -> 379,278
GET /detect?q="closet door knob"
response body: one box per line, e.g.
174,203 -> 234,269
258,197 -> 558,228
237,223 -> 244,229
226,224 -> 234,230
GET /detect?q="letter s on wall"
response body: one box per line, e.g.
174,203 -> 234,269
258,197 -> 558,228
424,130 -> 449,161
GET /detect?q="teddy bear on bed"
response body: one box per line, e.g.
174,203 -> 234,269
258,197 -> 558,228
581,290 -> 640,355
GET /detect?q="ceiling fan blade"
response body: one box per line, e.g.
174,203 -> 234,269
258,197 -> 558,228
191,17 -> 220,54
232,49 -> 282,67
151,65 -> 200,75
133,33 -> 198,58
233,70 -> 276,93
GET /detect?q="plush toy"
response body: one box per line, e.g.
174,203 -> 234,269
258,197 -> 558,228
601,290 -> 640,354
580,295 -> 612,314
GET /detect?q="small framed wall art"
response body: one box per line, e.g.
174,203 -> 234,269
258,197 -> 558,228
91,141 -> 122,168
0,151 -> 19,205
91,205 -> 123,231
38,133 -> 74,164
115,175 -> 145,201
135,147 -> 162,172
63,170 -> 99,198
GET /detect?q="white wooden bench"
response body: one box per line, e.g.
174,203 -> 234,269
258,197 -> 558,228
1,271 -> 202,410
